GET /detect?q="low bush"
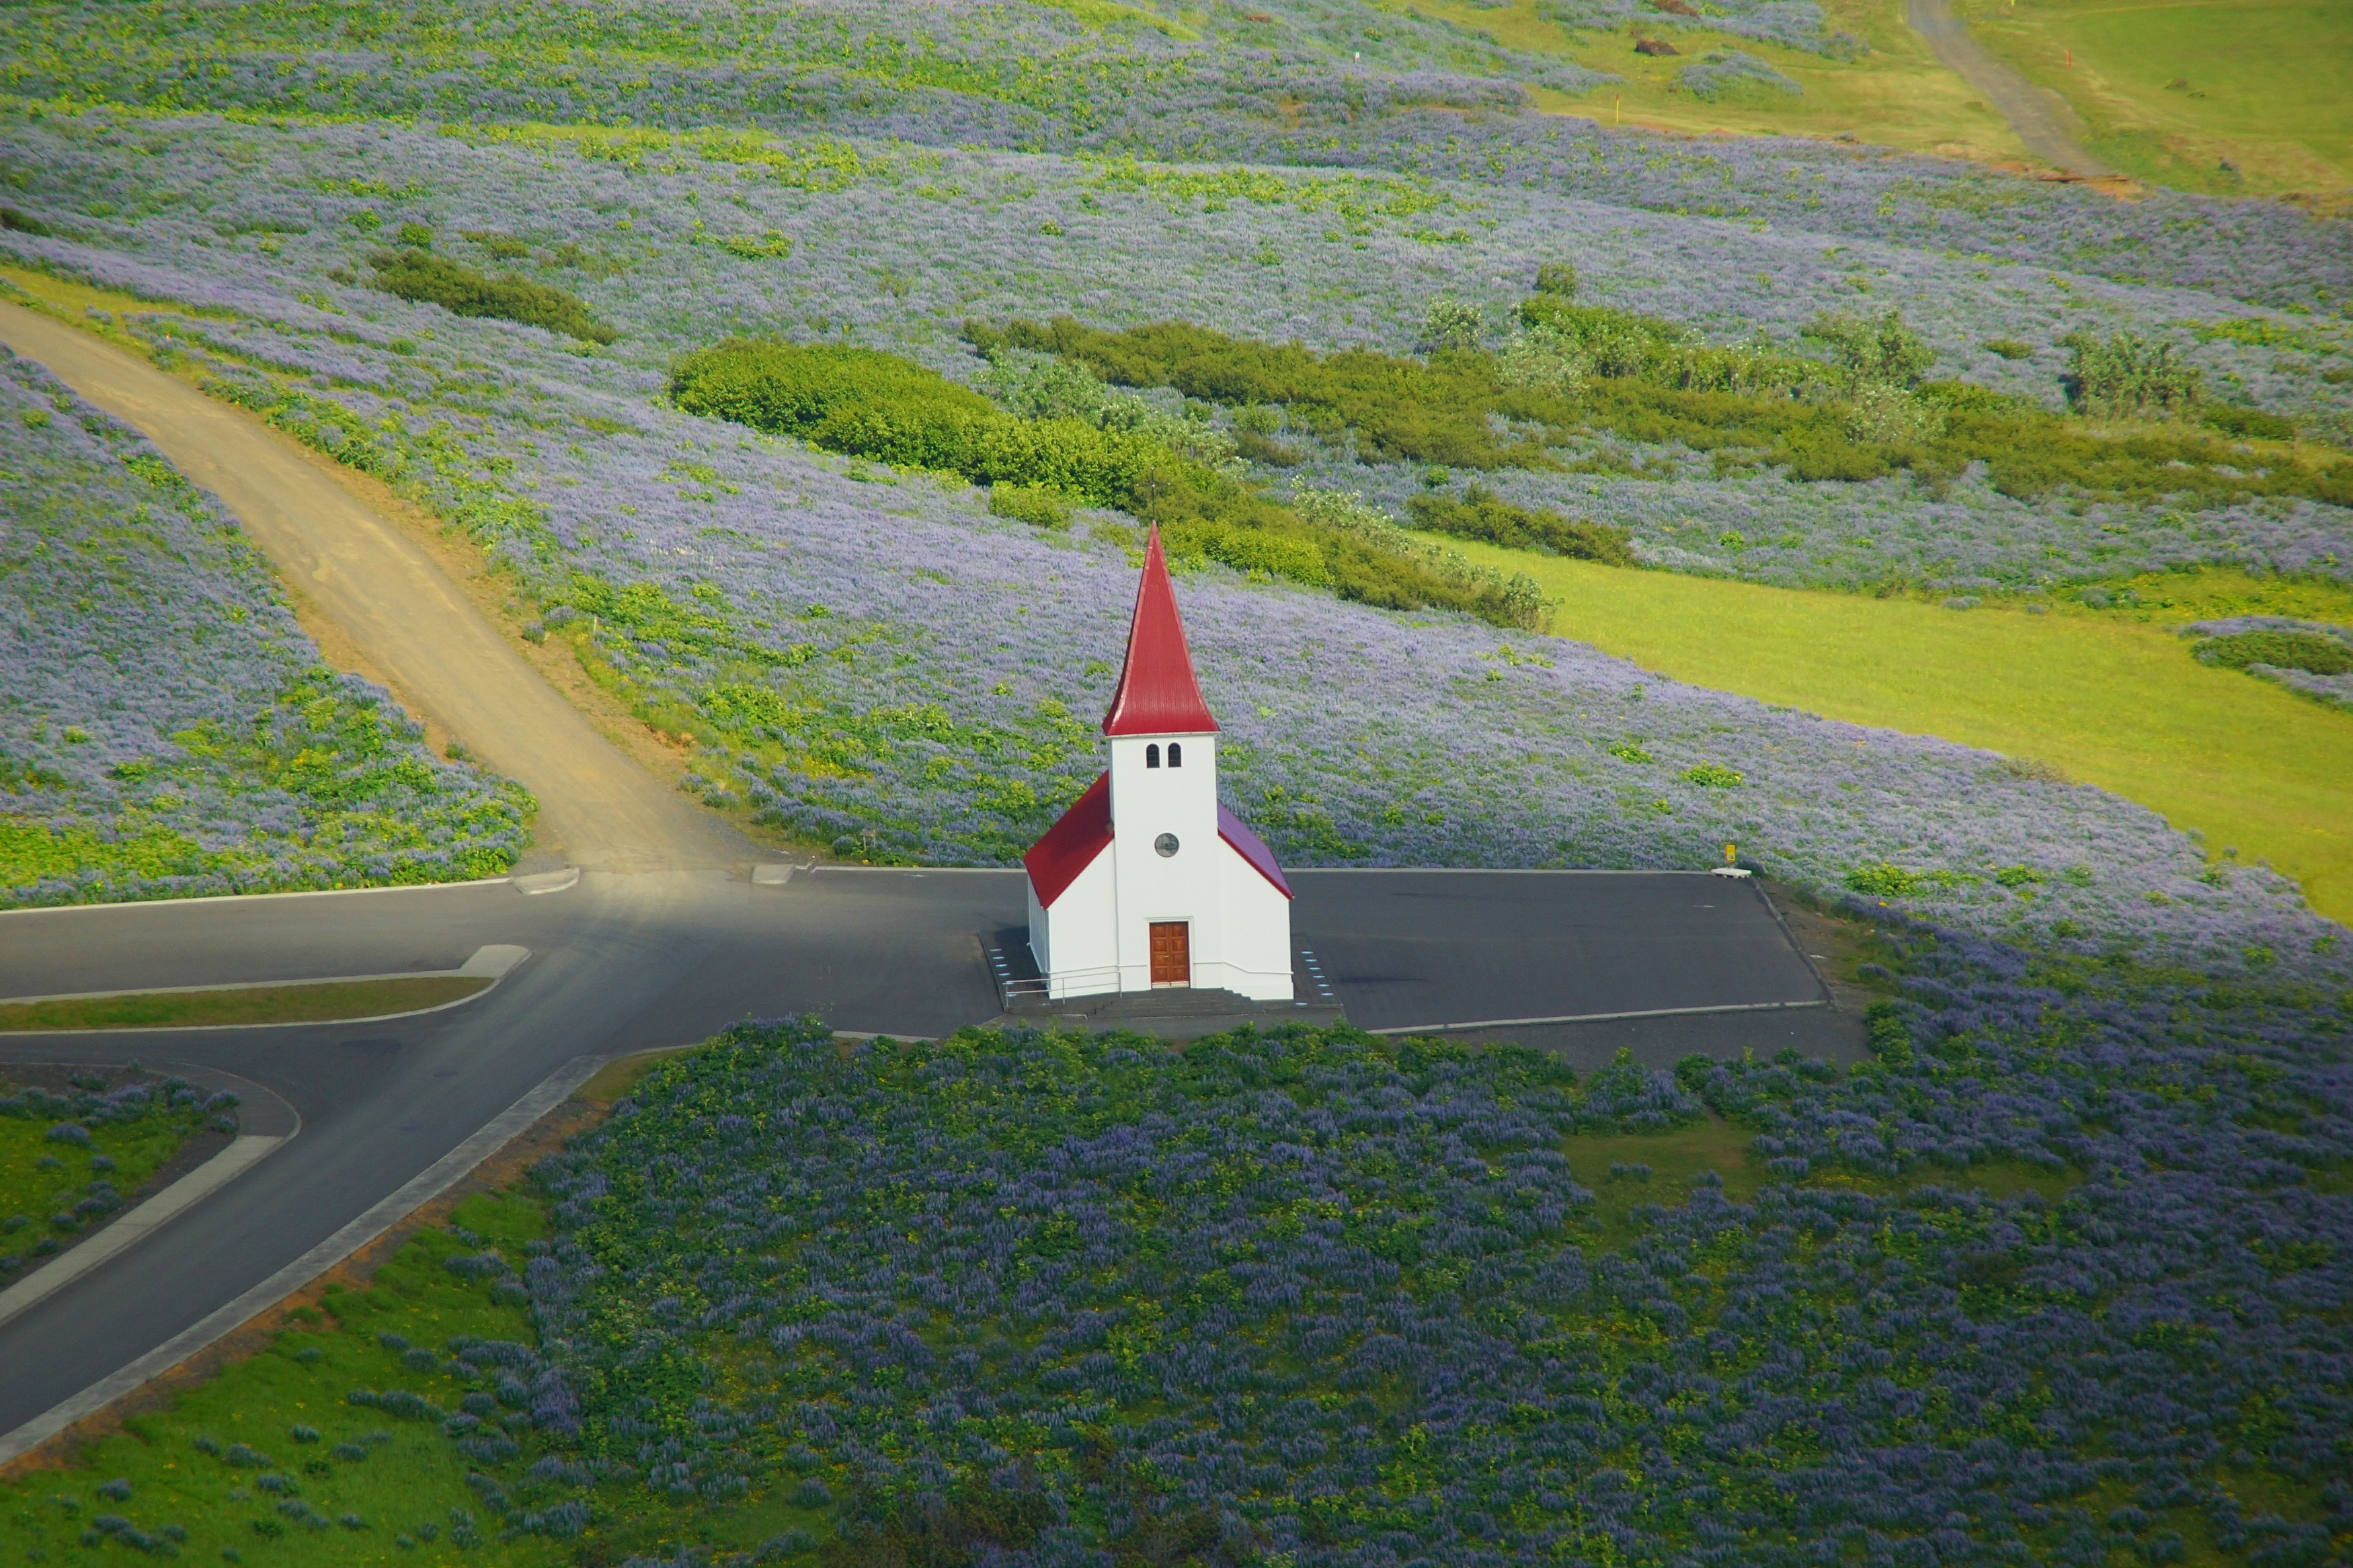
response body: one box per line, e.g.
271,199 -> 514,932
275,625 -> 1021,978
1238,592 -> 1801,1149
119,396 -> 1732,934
987,483 -> 1070,528
1803,308 -> 1936,388
2200,404 -> 2297,442
1420,295 -> 1484,354
670,337 -> 1545,628
989,315 -> 1541,468
1406,485 -> 1639,565
2061,330 -> 2201,419
2192,630 -> 2353,675
999,311 -> 2353,514
366,250 -> 615,344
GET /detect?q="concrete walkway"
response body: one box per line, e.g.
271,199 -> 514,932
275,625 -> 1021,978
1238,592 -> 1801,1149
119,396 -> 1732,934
1906,0 -> 2112,177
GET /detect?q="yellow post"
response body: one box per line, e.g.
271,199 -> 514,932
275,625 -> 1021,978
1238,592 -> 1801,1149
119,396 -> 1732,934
1724,842 -> 1737,864
1614,95 -> 1622,126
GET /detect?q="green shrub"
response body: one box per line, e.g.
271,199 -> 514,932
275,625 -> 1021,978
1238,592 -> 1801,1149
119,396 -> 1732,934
1984,338 -> 2036,360
2192,630 -> 2353,675
1844,382 -> 1944,446
1234,427 -> 1302,466
1493,325 -> 1587,397
2200,405 -> 2296,442
1679,762 -> 1743,788
1533,261 -> 1578,298
1606,741 -> 1652,764
366,249 -> 615,344
1864,1000 -> 1913,1065
1845,862 -> 1921,897
1,206 -> 55,236
394,222 -> 433,247
1420,296 -> 1484,354
2061,331 -> 2201,419
993,317 -> 1535,469
988,483 -> 1071,528
1406,485 -> 1638,565
1803,309 -> 1936,388
990,313 -> 2353,517
458,230 -> 532,261
672,338 -> 1543,627
715,230 -> 793,259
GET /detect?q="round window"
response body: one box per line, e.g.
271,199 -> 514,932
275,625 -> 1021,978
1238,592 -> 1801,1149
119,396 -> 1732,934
1154,832 -> 1180,858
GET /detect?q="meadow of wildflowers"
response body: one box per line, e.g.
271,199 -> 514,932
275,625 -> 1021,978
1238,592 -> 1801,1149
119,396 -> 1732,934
0,352 -> 533,907
316,903 -> 2352,1566
0,108 -> 2340,964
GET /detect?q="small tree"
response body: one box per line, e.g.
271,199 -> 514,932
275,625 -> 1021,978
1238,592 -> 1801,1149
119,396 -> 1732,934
1533,261 -> 1579,298
1804,308 -> 1935,388
1494,323 -> 1587,396
2060,331 -> 2202,419
1420,296 -> 1484,355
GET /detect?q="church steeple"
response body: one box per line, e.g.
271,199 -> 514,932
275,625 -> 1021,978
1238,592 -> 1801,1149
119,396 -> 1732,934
1023,524 -> 1291,1004
1101,526 -> 1220,737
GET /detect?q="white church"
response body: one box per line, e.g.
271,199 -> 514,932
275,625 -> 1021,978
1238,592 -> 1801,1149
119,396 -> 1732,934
1023,526 -> 1295,1002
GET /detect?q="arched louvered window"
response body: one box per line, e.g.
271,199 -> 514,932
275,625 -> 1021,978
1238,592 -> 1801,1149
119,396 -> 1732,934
1145,743 -> 1161,768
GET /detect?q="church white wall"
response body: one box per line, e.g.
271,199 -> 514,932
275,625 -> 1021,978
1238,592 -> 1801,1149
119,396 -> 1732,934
1033,732 -> 1295,1002
1037,848 -> 1120,999
1107,733 -> 1224,993
1216,843 -> 1295,1001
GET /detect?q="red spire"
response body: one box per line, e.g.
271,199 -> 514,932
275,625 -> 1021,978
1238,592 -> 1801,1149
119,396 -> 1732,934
1101,526 -> 1219,737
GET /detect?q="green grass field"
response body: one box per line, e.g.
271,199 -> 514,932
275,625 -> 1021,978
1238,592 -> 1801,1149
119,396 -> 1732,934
1399,0 -> 2036,164
1398,0 -> 2350,198
1568,1112 -> 2082,1248
1423,538 -> 2353,925
1952,0 -> 2353,199
0,977 -> 491,1033
0,1193 -> 568,1568
0,1108 -> 205,1273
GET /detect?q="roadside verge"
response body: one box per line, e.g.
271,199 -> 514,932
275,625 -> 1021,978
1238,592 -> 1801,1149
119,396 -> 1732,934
0,945 -> 529,1033
0,1068 -> 298,1334
0,1049 -> 610,1467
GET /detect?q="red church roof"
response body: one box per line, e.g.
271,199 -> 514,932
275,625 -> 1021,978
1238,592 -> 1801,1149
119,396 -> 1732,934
1102,526 -> 1220,737
1023,771 -> 1112,908
1219,805 -> 1293,900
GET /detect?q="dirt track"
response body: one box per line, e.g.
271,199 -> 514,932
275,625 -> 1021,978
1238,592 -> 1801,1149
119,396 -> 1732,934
1906,0 -> 2113,178
0,301 -> 745,872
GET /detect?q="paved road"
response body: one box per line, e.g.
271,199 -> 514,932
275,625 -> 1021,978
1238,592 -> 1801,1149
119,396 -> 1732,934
1907,0 -> 2113,177
0,313 -> 1842,1452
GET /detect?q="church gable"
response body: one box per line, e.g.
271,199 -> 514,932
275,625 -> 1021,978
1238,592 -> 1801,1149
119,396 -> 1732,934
1022,770 -> 1112,908
1218,804 -> 1292,899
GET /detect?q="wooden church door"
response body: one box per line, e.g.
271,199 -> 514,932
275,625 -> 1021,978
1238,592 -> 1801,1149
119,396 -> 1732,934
1149,921 -> 1191,986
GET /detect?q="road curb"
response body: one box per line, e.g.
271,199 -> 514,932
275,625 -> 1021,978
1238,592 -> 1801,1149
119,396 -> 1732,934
0,1136 -> 291,1334
1367,998 -> 1831,1035
0,1051 -> 606,1468
0,875 -> 516,919
0,946 -> 531,1033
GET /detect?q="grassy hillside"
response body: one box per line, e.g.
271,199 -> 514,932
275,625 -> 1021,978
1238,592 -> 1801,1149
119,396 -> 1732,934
1427,538 -> 2353,923
1406,0 -> 2036,165
1952,0 -> 2353,200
